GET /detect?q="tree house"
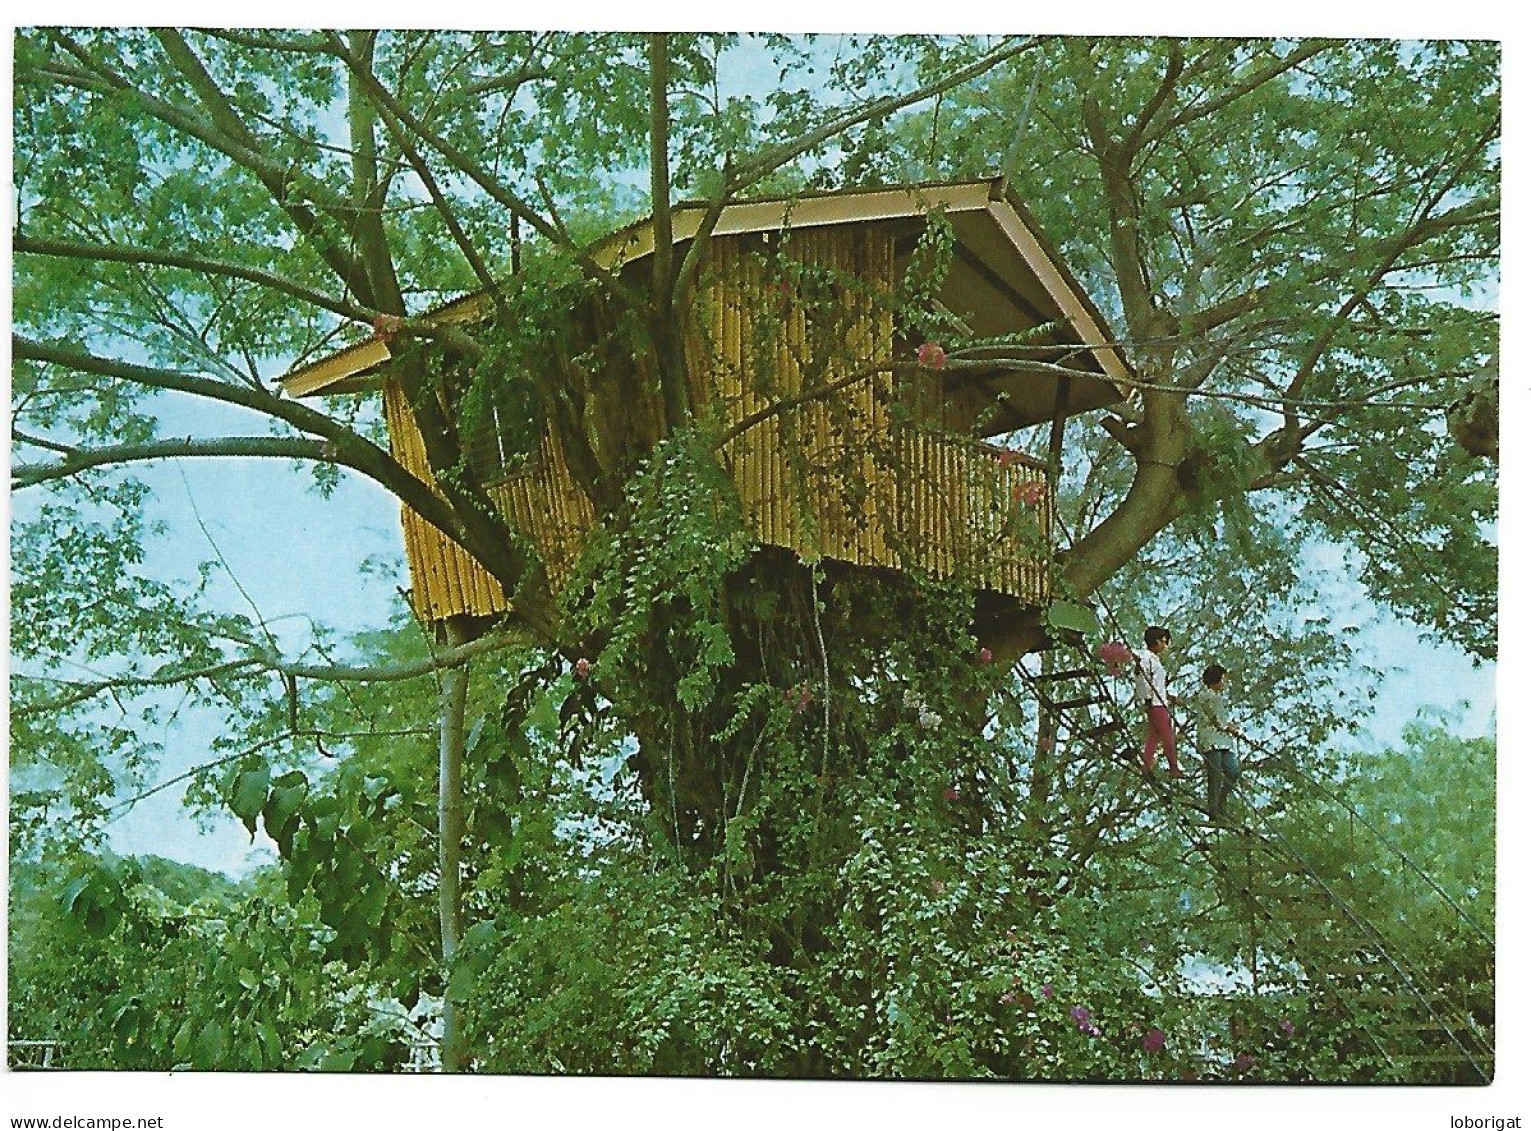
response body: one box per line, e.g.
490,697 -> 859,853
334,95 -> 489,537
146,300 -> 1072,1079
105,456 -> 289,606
280,177 -> 1133,625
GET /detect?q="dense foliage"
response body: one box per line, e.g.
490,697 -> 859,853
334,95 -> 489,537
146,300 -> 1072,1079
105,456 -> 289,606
10,31 -> 1496,1078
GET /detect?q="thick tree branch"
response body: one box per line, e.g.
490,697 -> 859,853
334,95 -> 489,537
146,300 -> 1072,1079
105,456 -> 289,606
37,33 -> 375,304
195,28 -> 330,55
649,33 -> 676,307
1082,94 -> 1155,338
342,30 -> 405,314
645,33 -> 691,428
13,435 -> 338,489
1120,40 -> 1185,158
324,33 -> 643,313
12,335 -> 468,549
13,235 -> 378,325
1142,40 -> 1332,147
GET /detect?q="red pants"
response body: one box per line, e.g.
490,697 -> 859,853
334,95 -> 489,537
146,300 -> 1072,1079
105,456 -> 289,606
1142,705 -> 1179,773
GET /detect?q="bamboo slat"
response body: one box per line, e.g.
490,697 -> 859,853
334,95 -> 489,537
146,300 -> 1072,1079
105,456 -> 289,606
382,381 -> 509,621
386,223 -> 1053,624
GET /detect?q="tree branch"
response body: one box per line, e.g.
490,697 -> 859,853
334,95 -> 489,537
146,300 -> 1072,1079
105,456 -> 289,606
364,70 -> 499,296
13,435 -> 338,489
17,626 -> 530,723
1119,40 -> 1185,158
341,29 -> 405,314
726,37 -> 1041,195
38,31 -> 375,304
12,335 -> 466,544
713,359 -> 901,451
324,33 -> 643,313
1280,177 -> 1499,449
13,234 -> 379,325
1143,40 -> 1332,146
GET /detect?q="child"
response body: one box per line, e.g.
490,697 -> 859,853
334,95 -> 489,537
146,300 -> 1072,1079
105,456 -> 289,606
1192,663 -> 1246,819
1134,626 -> 1180,777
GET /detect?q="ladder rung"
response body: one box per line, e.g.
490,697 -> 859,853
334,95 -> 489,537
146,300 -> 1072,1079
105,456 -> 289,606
1032,668 -> 1092,684
1050,695 -> 1106,711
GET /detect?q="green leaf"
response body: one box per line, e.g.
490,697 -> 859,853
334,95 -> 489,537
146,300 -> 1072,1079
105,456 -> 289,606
319,1048 -> 357,1072
258,1021 -> 283,1068
261,770 -> 309,851
194,1019 -> 227,1068
353,882 -> 388,931
228,762 -> 272,836
61,873 -> 92,914
445,959 -> 478,1004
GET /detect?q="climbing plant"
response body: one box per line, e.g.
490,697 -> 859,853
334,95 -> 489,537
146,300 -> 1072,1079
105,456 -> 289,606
11,30 -> 1496,1078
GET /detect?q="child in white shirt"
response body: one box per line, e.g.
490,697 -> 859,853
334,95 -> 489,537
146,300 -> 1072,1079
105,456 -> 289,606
1134,626 -> 1180,777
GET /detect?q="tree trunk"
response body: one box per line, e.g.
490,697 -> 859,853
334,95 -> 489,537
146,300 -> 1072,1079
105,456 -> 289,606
436,616 -> 472,1071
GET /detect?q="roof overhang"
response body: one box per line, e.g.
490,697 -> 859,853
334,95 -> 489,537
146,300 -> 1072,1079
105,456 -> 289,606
278,177 -> 1135,413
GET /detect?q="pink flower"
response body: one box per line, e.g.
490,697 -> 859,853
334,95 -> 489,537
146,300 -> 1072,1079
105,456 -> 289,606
1098,640 -> 1133,676
977,646 -> 994,665
999,992 -> 1015,1006
1233,1052 -> 1255,1073
1278,1018 -> 1295,1037
1088,1025 -> 1100,1037
371,313 -> 402,343
1012,479 -> 1046,507
1070,1005 -> 1090,1024
944,785 -> 962,802
574,657 -> 591,678
918,341 -> 948,370
1040,983 -> 1055,1000
1143,1027 -> 1167,1053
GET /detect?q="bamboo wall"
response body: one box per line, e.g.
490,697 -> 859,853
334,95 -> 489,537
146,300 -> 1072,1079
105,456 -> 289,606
382,381 -> 593,622
385,223 -> 1053,623
383,381 -> 507,621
